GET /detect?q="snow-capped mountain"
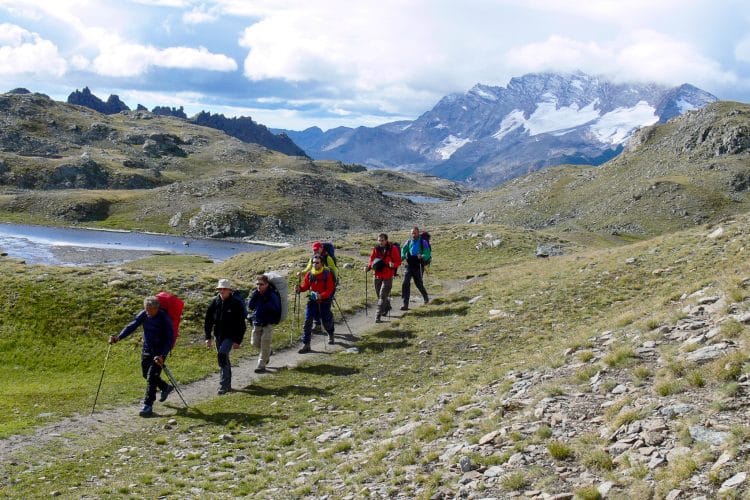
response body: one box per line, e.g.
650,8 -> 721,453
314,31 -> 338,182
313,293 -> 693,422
278,72 -> 718,188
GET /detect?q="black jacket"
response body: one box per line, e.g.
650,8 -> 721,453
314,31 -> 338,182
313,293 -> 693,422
204,294 -> 247,343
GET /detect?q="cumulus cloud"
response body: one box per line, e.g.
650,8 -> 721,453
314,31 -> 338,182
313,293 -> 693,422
182,5 -> 220,24
505,31 -> 736,87
93,43 -> 237,77
0,23 -> 67,76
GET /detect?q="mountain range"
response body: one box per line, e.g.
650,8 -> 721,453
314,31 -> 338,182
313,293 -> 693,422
276,72 -> 718,188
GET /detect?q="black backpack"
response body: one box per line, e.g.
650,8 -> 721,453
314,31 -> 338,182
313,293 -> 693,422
321,241 -> 337,266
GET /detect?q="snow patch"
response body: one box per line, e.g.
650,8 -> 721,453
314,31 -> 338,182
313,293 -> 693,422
590,101 -> 658,144
492,109 -> 526,142
436,135 -> 472,159
471,87 -> 498,101
322,137 -> 349,151
676,99 -> 698,113
525,98 -> 600,136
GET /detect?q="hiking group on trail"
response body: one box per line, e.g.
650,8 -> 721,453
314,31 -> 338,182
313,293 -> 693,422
102,228 -> 433,416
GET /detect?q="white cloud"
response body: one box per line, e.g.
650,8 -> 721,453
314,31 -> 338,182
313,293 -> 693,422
0,23 -> 67,76
505,30 -> 737,88
93,43 -> 237,77
182,5 -> 220,24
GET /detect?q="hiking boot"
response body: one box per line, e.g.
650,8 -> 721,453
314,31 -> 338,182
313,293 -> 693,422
159,384 -> 174,402
328,334 -> 335,344
423,294 -> 429,304
139,404 -> 153,417
217,386 -> 231,395
298,343 -> 311,354
254,367 -> 267,373
400,305 -> 409,311
375,316 -> 383,323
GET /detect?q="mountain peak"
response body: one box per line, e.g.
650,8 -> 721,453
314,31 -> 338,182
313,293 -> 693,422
280,71 -> 720,188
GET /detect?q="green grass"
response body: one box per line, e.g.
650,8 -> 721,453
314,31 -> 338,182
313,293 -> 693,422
0,211 -> 749,497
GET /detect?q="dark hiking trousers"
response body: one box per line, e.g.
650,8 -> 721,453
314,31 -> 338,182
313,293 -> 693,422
401,262 -> 428,307
302,299 -> 334,344
141,353 -> 169,405
216,337 -> 234,390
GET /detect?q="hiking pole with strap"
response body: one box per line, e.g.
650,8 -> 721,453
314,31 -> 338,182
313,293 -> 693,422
317,299 -> 327,352
91,343 -> 112,415
364,268 -> 368,317
333,297 -> 354,336
162,364 -> 188,408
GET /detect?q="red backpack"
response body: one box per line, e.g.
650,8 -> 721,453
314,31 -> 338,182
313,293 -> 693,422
156,291 -> 185,348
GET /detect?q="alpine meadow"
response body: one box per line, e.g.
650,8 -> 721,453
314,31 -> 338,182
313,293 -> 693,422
0,86 -> 749,500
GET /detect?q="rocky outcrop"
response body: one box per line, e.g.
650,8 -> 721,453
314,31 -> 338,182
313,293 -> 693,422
67,87 -> 129,115
191,111 -> 308,157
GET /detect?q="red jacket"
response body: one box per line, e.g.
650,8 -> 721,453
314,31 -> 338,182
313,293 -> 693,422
368,243 -> 402,280
299,268 -> 336,301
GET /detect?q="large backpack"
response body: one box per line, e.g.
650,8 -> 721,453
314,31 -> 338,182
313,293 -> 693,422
321,242 -> 337,266
264,271 -> 288,324
420,232 -> 432,265
155,291 -> 184,348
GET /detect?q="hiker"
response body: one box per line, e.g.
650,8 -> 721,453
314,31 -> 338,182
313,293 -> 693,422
298,241 -> 340,281
247,274 -> 281,373
295,255 -> 336,352
205,279 -> 247,394
400,226 -> 431,310
365,232 -> 402,322
109,296 -> 175,417
297,240 -> 339,332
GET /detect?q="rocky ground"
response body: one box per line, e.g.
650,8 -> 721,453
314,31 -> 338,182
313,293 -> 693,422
392,284 -> 750,499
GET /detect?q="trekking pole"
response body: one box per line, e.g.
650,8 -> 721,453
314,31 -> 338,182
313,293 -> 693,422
317,300 -> 327,352
162,364 -> 188,408
333,297 -> 354,336
364,268 -> 368,317
91,343 -> 112,415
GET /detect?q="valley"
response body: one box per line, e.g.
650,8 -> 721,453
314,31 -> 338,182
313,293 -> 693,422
0,88 -> 748,498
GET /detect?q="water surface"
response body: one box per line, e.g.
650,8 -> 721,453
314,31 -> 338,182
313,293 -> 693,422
0,223 -> 272,266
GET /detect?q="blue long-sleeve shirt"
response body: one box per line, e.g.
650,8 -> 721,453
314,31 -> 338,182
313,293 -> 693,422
247,288 -> 281,326
118,309 -> 174,357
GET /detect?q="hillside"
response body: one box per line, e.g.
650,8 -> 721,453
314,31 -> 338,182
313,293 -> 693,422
67,86 -> 307,157
436,101 -> 750,239
0,211 -> 749,498
0,90 -> 467,242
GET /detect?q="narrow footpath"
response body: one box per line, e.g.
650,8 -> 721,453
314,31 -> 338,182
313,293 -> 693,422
0,291 -> 423,463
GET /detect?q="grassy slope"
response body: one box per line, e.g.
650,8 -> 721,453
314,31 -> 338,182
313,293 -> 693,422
0,215 -> 748,497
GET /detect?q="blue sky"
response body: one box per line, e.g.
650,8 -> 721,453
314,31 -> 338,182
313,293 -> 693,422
0,0 -> 748,131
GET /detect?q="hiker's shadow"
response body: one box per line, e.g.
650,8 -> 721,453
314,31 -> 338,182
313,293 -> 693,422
174,406 -> 276,426
294,364 -> 359,376
358,329 -> 415,353
234,384 -> 332,397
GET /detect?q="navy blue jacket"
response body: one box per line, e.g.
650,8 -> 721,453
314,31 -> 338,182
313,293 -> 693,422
247,287 -> 281,326
118,309 -> 174,357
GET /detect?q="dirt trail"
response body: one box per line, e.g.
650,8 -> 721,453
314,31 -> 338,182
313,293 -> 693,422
0,275 -> 461,463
